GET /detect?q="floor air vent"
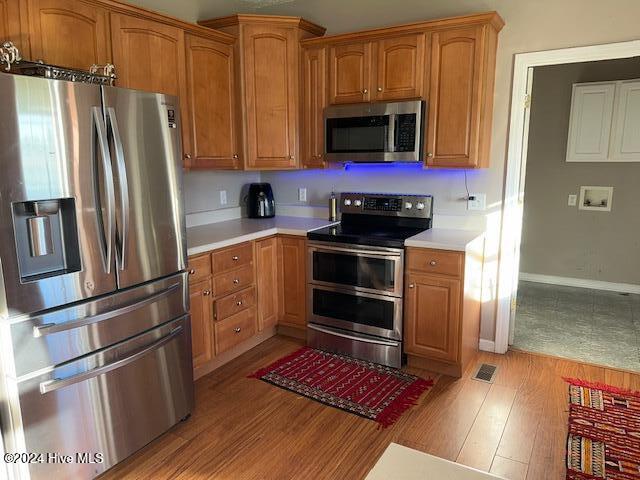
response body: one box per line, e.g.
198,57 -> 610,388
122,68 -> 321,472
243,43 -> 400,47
473,363 -> 498,383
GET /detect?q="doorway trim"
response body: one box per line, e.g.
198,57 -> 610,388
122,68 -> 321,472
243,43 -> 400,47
495,40 -> 640,354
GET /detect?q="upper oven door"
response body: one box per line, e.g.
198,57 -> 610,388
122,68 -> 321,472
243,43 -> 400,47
324,100 -> 424,162
308,242 -> 403,297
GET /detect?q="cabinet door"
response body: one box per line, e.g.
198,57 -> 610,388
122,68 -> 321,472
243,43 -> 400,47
301,46 -> 326,168
566,82 -> 616,162
27,0 -> 111,70
184,34 -> 239,169
255,237 -> 278,330
374,33 -> 425,101
189,278 -> 214,369
426,26 -> 484,168
404,273 -> 460,362
277,236 -> 306,327
329,42 -> 371,104
242,23 -> 297,170
609,80 -> 640,162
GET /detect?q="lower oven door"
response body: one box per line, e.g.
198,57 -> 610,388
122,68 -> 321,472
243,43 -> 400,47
308,284 -> 402,340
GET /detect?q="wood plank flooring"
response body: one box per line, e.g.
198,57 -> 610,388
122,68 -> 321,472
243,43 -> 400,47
99,336 -> 640,480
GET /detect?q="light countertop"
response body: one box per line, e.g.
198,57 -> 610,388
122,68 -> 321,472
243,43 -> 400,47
187,216 -> 339,256
404,228 -> 484,252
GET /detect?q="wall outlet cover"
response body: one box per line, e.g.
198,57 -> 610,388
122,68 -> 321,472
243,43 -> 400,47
568,194 -> 577,206
298,188 -> 307,202
219,190 -> 227,205
467,193 -> 486,211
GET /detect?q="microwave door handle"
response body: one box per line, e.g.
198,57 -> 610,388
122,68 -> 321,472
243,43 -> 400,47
387,113 -> 396,153
106,107 -> 129,271
92,107 -> 115,275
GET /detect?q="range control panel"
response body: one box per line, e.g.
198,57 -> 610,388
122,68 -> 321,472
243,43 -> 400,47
340,193 -> 433,218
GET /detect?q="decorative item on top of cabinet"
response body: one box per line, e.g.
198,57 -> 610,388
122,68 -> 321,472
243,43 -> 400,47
199,15 -> 326,171
255,237 -> 278,330
27,0 -> 111,70
0,0 -> 24,53
277,235 -> 307,329
425,23 -> 501,169
184,33 -> 240,170
301,45 -> 327,168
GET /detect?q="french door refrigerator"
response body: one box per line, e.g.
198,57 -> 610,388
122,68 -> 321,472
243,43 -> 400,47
0,70 -> 193,480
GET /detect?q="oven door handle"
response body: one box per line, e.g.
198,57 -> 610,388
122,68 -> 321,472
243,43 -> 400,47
309,245 -> 402,258
308,324 -> 400,347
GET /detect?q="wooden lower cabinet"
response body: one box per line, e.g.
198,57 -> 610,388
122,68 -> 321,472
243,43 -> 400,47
255,237 -> 278,331
189,277 -> 214,369
277,236 -> 307,328
214,307 -> 257,355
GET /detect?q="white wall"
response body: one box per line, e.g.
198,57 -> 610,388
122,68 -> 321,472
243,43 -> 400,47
127,0 -> 640,343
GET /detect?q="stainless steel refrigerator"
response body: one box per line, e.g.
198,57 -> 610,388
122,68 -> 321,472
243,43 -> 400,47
0,68 -> 193,480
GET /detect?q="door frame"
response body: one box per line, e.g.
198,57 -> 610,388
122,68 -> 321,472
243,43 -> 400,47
494,39 -> 640,354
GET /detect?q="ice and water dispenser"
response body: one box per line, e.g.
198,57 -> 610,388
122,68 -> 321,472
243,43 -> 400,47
11,198 -> 81,281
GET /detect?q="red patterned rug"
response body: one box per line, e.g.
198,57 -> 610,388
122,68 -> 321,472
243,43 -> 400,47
565,378 -> 640,479
249,347 -> 435,428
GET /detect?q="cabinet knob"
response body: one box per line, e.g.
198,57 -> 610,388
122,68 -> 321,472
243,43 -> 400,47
427,152 -> 434,158
203,290 -> 211,296
236,300 -> 243,306
188,269 -> 195,275
408,284 -> 415,289
233,278 -> 240,284
362,88 -> 368,94
429,260 -> 437,266
377,87 -> 383,92
232,255 -> 239,261
184,153 -> 191,159
289,155 -> 295,160
233,154 -> 239,159
234,327 -> 241,333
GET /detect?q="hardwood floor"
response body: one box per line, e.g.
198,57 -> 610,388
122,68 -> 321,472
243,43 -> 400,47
100,335 -> 640,480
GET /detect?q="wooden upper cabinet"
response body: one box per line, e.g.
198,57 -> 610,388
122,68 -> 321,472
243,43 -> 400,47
425,25 -> 496,168
301,46 -> 327,168
242,23 -> 298,170
329,42 -> 371,104
27,0 -> 110,70
374,33 -> 426,101
184,34 -> 239,169
404,272 -> 461,363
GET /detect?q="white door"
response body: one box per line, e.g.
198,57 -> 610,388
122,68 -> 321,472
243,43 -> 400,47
609,79 -> 640,162
566,82 -> 616,162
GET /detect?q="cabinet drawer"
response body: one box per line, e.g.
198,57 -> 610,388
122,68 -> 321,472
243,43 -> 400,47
214,286 -> 256,321
212,242 -> 253,274
406,248 -> 463,277
214,307 -> 257,355
187,255 -> 211,283
213,265 -> 255,298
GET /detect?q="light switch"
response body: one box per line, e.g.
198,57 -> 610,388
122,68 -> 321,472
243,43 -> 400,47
298,188 -> 307,202
467,193 -> 486,211
568,194 -> 577,206
220,190 -> 227,205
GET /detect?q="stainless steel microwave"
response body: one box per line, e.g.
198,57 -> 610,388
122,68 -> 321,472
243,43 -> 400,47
324,100 -> 425,163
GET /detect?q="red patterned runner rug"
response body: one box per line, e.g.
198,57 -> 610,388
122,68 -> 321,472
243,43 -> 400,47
564,378 -> 640,479
249,347 -> 435,428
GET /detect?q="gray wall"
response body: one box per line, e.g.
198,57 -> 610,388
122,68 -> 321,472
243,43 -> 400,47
520,59 -> 640,285
183,171 -> 260,214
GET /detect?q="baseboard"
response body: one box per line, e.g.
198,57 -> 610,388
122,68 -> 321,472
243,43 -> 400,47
478,339 -> 495,352
519,272 -> 640,294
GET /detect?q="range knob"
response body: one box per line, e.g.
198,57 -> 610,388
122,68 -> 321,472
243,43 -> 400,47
344,199 -> 352,206
354,199 -> 362,207
416,202 -> 425,210
405,202 -> 413,210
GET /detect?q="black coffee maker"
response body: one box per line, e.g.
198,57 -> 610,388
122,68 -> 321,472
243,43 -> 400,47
247,183 -> 275,218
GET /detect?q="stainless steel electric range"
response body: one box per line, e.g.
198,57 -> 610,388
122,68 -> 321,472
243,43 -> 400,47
306,192 -> 433,368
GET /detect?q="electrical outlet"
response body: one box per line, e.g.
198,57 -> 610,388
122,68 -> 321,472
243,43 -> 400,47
467,193 -> 486,211
298,188 -> 307,202
568,194 -> 577,206
219,190 -> 227,206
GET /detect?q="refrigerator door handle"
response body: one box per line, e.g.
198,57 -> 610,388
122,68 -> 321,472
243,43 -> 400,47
93,106 -> 116,275
32,282 -> 181,338
39,325 -> 184,395
106,107 -> 130,271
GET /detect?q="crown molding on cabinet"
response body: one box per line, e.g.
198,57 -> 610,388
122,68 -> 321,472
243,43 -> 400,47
199,14 -> 326,37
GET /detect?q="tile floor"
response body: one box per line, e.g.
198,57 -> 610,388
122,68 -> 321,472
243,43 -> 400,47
512,281 -> 640,371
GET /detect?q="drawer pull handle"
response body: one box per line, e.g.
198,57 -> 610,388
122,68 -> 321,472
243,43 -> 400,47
236,301 -> 243,306
234,327 -> 241,333
429,260 -> 437,266
232,255 -> 239,261
203,290 -> 211,296
188,269 -> 195,275
409,284 -> 415,289
233,279 -> 240,284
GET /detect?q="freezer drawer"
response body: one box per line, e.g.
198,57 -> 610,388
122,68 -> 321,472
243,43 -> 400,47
12,315 -> 193,480
8,273 -> 188,377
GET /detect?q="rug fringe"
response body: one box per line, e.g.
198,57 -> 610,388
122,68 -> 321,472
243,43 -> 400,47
375,378 -> 435,429
247,346 -> 311,379
563,377 -> 640,399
